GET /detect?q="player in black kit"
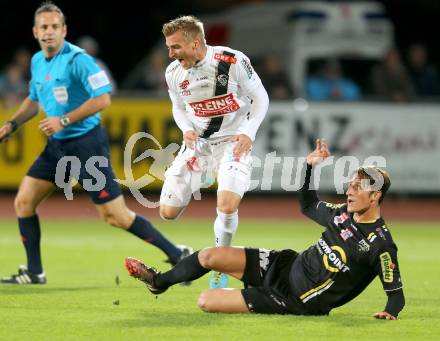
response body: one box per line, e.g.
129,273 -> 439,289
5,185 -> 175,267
125,139 -> 405,319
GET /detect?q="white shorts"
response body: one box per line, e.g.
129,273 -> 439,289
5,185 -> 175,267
160,137 -> 253,207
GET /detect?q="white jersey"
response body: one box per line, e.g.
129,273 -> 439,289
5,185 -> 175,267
165,45 -> 263,140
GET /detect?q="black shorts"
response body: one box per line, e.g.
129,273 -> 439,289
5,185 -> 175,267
27,125 -> 122,204
241,248 -> 308,315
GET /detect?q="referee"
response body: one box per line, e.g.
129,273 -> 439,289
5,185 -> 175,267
0,2 -> 192,284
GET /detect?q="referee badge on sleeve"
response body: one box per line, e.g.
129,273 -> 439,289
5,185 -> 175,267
88,70 -> 110,90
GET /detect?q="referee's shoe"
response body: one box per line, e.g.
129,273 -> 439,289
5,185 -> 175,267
166,244 -> 194,266
1,265 -> 46,284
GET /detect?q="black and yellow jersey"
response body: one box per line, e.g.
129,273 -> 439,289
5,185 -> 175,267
289,164 -> 404,316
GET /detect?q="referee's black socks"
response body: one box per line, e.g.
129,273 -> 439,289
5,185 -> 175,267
127,215 -> 181,262
18,215 -> 43,274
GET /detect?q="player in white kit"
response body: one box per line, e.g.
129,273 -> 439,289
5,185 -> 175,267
160,16 -> 269,288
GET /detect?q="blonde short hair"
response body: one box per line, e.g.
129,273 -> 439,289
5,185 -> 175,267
162,15 -> 206,45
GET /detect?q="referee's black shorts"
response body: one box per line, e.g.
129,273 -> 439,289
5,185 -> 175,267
27,125 -> 122,204
240,247 -> 307,315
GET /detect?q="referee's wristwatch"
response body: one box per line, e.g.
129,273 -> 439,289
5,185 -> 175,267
6,120 -> 18,132
60,116 -> 71,127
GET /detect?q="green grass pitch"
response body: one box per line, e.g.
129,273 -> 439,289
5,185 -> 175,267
1,218 -> 439,340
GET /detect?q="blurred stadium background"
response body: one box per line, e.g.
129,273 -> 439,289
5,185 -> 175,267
1,0 -> 439,217
1,1 -> 440,340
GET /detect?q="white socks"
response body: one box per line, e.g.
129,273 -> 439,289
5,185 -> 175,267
214,208 -> 239,247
